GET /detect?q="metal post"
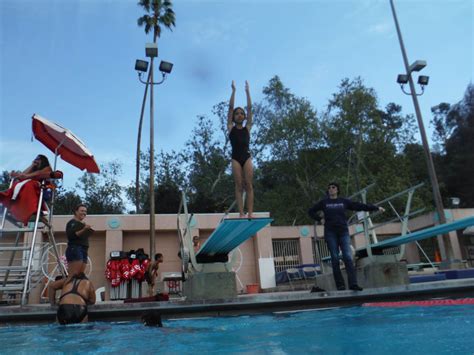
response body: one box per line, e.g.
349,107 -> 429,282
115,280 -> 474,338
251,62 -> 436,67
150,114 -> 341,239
149,57 -> 156,259
389,0 -> 453,261
21,188 -> 44,305
135,70 -> 152,214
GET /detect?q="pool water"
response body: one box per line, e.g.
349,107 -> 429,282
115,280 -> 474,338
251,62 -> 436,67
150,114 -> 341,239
1,305 -> 473,354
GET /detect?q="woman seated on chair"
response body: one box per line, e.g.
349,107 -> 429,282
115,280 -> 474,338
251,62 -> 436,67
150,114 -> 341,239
0,154 -> 53,225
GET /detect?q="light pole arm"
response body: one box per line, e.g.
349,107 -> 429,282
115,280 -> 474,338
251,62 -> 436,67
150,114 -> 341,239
400,84 -> 425,96
138,72 -> 167,85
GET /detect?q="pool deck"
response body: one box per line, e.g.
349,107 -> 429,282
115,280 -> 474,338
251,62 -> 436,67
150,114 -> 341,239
1,278 -> 474,324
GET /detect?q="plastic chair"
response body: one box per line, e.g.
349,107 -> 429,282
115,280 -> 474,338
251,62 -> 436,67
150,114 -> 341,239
286,268 -> 303,290
95,286 -> 105,302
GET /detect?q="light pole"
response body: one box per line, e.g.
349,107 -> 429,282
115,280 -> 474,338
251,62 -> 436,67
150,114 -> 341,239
135,43 -> 174,258
390,0 -> 454,262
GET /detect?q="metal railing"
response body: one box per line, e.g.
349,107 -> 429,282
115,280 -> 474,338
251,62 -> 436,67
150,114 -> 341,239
272,239 -> 301,273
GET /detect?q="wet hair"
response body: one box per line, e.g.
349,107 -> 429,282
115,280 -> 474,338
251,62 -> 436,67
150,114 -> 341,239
34,154 -> 51,171
232,107 -> 246,122
327,182 -> 340,194
142,310 -> 163,327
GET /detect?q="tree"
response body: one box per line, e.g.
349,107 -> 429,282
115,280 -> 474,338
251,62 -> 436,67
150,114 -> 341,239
184,115 -> 233,212
52,186 -> 82,216
321,78 -> 417,203
431,83 -> 474,207
135,0 -> 176,213
129,149 -> 187,213
251,77 -> 419,225
76,161 -> 125,214
0,171 -> 10,191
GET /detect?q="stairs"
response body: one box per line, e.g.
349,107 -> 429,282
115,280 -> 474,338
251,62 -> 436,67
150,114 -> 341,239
0,193 -> 64,305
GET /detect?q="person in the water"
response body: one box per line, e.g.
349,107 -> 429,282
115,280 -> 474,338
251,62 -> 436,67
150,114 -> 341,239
49,272 -> 96,325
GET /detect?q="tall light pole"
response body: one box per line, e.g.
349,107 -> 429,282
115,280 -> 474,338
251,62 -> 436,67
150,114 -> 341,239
135,44 -> 173,257
390,0 -> 454,262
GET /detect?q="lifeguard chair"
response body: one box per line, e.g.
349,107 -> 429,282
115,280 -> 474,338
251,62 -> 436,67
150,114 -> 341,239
177,192 -> 272,300
0,172 -> 66,305
0,113 -> 100,305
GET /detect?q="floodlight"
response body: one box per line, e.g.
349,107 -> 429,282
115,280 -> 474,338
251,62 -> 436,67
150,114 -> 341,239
397,74 -> 408,84
418,75 -> 429,86
159,61 -> 173,74
135,59 -> 149,73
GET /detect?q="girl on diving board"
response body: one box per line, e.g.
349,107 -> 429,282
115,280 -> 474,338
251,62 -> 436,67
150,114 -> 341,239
228,80 -> 254,218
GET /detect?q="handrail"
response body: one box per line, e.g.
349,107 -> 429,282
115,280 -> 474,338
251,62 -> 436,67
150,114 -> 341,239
374,182 -> 425,206
348,183 -> 376,200
349,208 -> 426,236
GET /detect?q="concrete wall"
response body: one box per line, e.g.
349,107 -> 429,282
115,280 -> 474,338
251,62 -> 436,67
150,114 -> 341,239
3,208 -> 471,304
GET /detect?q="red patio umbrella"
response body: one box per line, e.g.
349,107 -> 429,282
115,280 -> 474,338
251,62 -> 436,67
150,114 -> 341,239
32,114 -> 100,173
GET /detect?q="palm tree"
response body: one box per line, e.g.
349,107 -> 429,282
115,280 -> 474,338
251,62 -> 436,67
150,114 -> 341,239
136,0 -> 176,214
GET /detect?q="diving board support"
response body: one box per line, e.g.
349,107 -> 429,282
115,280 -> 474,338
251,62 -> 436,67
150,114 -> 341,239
359,189 -> 374,261
177,191 -> 273,300
354,183 -> 423,262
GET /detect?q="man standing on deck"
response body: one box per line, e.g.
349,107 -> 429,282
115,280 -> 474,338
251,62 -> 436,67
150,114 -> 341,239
308,182 -> 385,291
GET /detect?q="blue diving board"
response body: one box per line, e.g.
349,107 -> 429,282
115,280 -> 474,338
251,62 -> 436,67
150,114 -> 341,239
369,215 -> 474,250
321,216 -> 474,261
196,217 -> 273,263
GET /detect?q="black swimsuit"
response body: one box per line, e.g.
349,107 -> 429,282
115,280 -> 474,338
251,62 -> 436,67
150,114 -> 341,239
229,126 -> 251,167
57,278 -> 89,325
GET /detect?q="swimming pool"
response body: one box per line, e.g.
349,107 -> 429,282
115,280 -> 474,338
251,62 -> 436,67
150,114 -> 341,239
1,305 -> 473,354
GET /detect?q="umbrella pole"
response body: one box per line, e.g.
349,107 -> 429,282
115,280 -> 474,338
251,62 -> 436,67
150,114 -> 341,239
49,139 -> 65,222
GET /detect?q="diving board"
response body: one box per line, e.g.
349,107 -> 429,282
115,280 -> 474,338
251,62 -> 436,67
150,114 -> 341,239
322,216 -> 474,261
369,215 -> 474,250
196,218 -> 273,263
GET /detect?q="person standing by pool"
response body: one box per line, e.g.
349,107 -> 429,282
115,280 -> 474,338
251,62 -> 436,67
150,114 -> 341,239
145,253 -> 164,297
308,182 -> 385,291
65,204 -> 93,278
228,80 -> 254,218
49,272 -> 96,325
192,236 -> 201,253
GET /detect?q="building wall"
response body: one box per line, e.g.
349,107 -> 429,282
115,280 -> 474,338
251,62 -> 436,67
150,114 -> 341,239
7,208 -> 470,304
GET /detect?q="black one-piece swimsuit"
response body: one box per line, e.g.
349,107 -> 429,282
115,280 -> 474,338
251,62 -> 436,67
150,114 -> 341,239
229,126 -> 251,167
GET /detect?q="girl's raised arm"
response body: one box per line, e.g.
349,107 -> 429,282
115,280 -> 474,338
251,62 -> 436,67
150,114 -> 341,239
227,80 -> 236,132
245,80 -> 253,130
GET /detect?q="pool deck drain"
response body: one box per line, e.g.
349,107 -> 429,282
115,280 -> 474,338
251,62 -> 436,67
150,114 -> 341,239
1,278 -> 474,324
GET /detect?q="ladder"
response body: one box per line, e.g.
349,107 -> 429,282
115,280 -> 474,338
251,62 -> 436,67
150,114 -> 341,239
0,179 -> 66,305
